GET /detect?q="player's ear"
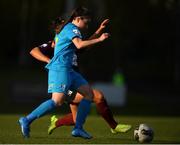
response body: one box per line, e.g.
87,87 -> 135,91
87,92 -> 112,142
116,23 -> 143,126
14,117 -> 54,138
76,17 -> 81,23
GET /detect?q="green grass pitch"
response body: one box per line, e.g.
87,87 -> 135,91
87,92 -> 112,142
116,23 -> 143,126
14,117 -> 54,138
0,114 -> 180,144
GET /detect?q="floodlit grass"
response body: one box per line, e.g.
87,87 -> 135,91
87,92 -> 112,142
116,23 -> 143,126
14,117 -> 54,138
0,114 -> 180,144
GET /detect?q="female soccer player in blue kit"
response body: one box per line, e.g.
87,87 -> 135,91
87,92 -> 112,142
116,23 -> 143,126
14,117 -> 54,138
18,6 -> 109,139
30,17 -> 131,135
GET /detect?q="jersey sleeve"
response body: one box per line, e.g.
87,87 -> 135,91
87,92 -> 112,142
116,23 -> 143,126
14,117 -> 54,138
38,41 -> 52,53
38,41 -> 54,58
66,25 -> 82,40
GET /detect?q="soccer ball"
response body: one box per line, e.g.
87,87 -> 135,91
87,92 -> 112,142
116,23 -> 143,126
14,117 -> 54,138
134,124 -> 154,143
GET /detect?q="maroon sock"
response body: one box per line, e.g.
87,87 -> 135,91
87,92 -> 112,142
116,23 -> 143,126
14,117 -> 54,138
96,99 -> 118,129
55,113 -> 75,127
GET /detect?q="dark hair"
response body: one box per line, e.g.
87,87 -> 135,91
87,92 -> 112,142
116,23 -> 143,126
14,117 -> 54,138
68,6 -> 92,22
58,6 -> 91,34
50,17 -> 65,34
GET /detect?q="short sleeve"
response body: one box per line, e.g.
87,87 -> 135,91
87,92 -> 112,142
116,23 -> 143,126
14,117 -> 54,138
39,41 -> 52,53
38,41 -> 54,57
66,26 -> 82,40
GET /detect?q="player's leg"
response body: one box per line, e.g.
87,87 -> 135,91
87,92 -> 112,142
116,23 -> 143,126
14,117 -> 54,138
19,70 -> 67,138
93,89 -> 131,133
48,91 -> 82,135
19,93 -> 65,138
71,84 -> 93,139
48,88 -> 131,135
48,112 -> 75,135
48,103 -> 77,135
93,89 -> 118,128
71,71 -> 93,139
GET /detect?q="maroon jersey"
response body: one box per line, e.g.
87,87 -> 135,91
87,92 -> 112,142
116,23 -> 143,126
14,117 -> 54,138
38,41 -> 54,58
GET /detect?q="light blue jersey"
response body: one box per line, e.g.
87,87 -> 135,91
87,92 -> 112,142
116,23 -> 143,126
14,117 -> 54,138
19,19 -> 91,139
46,23 -> 82,70
45,23 -> 87,94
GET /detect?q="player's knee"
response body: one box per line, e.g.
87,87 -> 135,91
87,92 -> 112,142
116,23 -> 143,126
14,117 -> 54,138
52,99 -> 62,106
52,94 -> 65,106
77,85 -> 94,101
93,89 -> 104,104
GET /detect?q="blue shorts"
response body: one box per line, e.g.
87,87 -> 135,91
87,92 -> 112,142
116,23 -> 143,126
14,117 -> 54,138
48,69 -> 88,94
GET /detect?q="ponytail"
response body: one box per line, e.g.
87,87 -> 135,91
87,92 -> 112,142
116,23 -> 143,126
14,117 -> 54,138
50,17 -> 65,34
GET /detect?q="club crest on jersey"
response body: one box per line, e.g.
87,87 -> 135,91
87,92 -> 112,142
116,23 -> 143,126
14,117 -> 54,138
73,29 -> 81,35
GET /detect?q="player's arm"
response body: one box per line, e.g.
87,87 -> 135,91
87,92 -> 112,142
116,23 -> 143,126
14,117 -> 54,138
89,19 -> 109,40
30,47 -> 50,63
72,33 -> 109,49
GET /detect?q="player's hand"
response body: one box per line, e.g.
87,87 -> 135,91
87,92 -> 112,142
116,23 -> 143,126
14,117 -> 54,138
100,19 -> 109,29
99,33 -> 110,42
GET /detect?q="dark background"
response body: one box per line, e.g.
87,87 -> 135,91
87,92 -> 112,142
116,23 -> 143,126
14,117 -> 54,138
0,0 -> 179,115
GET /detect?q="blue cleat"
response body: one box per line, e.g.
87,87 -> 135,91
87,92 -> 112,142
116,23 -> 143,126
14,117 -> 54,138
71,128 -> 92,139
18,117 -> 30,138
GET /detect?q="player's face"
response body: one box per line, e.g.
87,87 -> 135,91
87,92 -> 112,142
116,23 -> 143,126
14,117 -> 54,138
78,16 -> 91,30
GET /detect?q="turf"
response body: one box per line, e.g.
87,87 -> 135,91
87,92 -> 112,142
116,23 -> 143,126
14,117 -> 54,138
0,114 -> 180,144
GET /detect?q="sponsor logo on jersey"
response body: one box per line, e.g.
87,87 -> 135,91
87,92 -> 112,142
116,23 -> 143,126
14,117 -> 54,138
73,29 -> 81,35
40,43 -> 48,48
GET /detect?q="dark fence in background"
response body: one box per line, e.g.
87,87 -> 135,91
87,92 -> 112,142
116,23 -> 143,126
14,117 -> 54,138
0,0 -> 179,114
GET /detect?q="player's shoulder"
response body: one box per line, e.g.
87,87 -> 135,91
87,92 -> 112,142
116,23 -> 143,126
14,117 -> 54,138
64,23 -> 78,31
67,23 -> 81,36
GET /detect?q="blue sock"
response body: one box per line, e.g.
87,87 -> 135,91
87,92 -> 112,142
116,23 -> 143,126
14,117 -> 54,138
75,99 -> 91,129
26,99 -> 56,124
